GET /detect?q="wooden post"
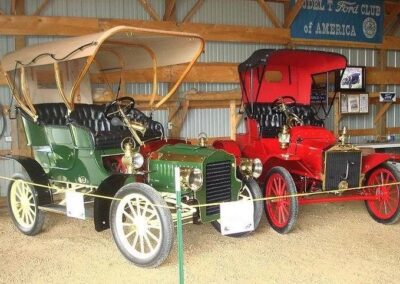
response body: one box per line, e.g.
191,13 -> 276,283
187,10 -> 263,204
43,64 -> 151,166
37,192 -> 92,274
333,94 -> 341,136
230,100 -> 236,140
11,0 -> 30,156
375,50 -> 388,141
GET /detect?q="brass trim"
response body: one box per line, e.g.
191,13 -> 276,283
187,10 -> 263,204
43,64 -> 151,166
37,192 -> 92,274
5,73 -> 38,121
54,62 -> 73,112
158,152 -> 204,163
20,67 -> 36,115
322,145 -> 362,191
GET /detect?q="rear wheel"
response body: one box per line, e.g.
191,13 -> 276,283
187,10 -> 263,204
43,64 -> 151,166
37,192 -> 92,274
365,162 -> 400,224
264,167 -> 298,234
211,178 -> 263,237
7,173 -> 45,236
110,183 -> 174,268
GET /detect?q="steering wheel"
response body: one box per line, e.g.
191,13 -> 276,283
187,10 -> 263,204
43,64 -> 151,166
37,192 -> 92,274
272,96 -> 297,107
272,96 -> 303,127
104,97 -> 136,119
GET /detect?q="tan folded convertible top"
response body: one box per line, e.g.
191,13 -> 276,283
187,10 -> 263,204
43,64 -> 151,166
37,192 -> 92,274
1,25 -> 204,71
1,26 -> 204,117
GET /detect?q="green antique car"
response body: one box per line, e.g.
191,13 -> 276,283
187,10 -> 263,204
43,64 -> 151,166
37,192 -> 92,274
1,26 -> 263,267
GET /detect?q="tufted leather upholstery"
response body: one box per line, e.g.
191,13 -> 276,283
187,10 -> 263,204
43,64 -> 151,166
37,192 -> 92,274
247,103 -> 324,137
70,104 -> 164,149
27,103 -> 164,149
35,103 -> 69,125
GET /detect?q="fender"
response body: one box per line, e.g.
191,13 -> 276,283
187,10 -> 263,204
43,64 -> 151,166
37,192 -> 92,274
1,155 -> 52,205
93,173 -> 130,232
263,156 -> 320,183
213,140 -> 242,164
362,153 -> 400,174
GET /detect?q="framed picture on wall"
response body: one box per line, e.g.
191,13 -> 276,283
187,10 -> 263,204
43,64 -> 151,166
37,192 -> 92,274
340,94 -> 348,113
340,93 -> 369,114
347,94 -> 360,113
359,93 -> 369,113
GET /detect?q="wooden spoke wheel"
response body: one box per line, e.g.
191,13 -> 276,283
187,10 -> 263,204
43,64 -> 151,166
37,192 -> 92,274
264,167 -> 298,234
110,184 -> 173,268
7,174 -> 45,236
365,163 -> 400,224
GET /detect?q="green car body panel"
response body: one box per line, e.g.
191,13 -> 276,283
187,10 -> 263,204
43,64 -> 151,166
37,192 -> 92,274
149,144 -> 241,223
22,115 -> 242,223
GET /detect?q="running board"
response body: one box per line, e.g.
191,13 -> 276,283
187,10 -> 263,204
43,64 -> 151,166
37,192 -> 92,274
39,204 -> 94,219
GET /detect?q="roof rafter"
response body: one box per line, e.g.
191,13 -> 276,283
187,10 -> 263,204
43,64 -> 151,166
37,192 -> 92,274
182,0 -> 204,23
257,0 -> 282,28
33,0 -> 50,16
164,0 -> 176,21
284,0 -> 304,28
137,0 -> 161,21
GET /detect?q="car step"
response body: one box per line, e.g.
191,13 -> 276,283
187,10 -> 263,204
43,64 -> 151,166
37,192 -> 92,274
39,204 -> 94,219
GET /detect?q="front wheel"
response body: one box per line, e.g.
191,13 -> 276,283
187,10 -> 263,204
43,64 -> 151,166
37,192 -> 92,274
264,167 -> 298,234
365,162 -> 400,224
211,178 -> 263,237
109,183 -> 174,268
7,173 -> 45,236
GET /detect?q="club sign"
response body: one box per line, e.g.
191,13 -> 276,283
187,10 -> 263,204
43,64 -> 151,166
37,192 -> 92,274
291,0 -> 383,43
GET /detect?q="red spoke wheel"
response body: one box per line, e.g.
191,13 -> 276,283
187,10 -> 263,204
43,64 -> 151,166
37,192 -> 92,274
264,167 -> 298,234
365,162 -> 400,224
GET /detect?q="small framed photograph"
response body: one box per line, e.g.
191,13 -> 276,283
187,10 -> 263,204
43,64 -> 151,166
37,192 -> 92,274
359,93 -> 369,113
347,94 -> 360,113
340,94 -> 348,113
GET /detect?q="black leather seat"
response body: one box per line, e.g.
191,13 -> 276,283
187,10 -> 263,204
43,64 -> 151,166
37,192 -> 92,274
69,104 -> 164,149
35,103 -> 68,126
247,104 -> 324,138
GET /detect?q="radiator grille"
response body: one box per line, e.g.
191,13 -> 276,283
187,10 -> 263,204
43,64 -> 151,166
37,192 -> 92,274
205,161 -> 232,216
324,151 -> 361,190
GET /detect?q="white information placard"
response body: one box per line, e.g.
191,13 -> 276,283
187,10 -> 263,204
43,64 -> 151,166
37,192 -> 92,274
66,191 -> 86,220
220,200 -> 254,235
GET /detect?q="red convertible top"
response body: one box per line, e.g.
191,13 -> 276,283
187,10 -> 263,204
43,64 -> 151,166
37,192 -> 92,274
238,49 -> 347,105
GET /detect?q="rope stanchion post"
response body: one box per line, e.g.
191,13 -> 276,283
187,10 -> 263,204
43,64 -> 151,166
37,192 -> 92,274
174,167 -> 185,284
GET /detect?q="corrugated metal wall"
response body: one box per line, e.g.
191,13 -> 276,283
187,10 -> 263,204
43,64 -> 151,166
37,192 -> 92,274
0,0 -> 399,195
0,35 -> 21,196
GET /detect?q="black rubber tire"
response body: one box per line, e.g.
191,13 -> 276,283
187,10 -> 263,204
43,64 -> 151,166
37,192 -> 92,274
211,178 -> 263,237
7,173 -> 45,236
365,162 -> 400,224
109,183 -> 174,268
264,167 -> 298,234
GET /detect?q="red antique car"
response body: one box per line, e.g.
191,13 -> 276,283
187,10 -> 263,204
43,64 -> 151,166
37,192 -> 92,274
214,49 -> 400,233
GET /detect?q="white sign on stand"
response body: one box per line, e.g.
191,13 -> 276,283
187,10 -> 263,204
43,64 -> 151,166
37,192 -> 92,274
66,191 -> 86,220
220,200 -> 254,235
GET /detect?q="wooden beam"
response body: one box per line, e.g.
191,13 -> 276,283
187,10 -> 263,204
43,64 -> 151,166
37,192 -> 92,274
164,0 -> 176,21
1,15 -> 399,50
366,68 -> 400,85
384,5 -> 400,35
182,0 -> 204,23
137,0 -> 161,21
169,100 -> 190,138
186,89 -> 241,101
257,0 -> 282,28
0,16 -> 290,45
2,62 -> 400,87
284,0 -> 304,28
3,63 -> 400,87
374,102 -> 392,124
347,128 -> 375,137
33,0 -> 50,16
91,63 -> 239,84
